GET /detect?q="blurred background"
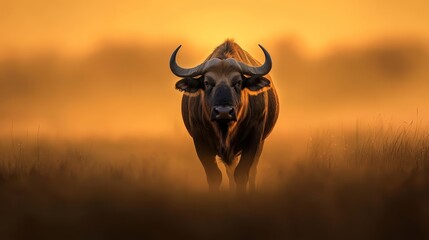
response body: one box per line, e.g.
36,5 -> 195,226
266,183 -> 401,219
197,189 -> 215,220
0,0 -> 428,139
1,2 -> 429,238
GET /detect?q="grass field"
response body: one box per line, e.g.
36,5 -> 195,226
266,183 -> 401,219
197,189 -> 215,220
1,121 -> 428,240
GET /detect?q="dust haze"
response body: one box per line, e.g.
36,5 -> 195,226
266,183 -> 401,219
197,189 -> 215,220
2,37 -> 428,138
1,36 -> 429,238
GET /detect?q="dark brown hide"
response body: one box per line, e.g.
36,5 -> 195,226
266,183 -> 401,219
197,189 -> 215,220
171,40 -> 279,192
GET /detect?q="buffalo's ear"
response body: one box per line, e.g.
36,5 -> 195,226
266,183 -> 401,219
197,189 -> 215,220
175,76 -> 203,93
243,76 -> 271,91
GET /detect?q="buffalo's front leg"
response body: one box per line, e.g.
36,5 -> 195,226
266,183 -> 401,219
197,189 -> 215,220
234,130 -> 264,193
193,138 -> 221,191
248,141 -> 263,191
226,157 -> 239,190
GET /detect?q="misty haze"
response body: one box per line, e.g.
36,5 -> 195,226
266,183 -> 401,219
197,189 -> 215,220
1,0 -> 429,238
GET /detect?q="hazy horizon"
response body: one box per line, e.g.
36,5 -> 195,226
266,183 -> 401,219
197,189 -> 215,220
1,36 -> 428,140
1,0 -> 429,140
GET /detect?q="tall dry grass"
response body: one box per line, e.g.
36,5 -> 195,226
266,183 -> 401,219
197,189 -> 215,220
0,121 -> 428,239
305,118 -> 429,172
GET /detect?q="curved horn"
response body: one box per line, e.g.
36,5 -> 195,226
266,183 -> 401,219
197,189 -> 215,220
170,45 -> 206,77
237,44 -> 272,76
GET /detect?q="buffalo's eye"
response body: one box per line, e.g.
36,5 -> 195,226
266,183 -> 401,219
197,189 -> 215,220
204,80 -> 215,90
204,76 -> 216,88
232,80 -> 242,88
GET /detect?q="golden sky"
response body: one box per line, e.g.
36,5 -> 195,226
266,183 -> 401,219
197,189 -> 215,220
1,0 -> 429,139
1,0 -> 428,56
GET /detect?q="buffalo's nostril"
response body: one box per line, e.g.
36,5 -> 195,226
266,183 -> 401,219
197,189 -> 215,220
211,106 -> 236,121
216,106 -> 233,113
215,106 -> 233,119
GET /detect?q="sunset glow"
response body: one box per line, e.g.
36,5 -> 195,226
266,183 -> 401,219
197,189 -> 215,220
1,0 -> 429,139
1,0 -> 428,56
1,2 -> 429,238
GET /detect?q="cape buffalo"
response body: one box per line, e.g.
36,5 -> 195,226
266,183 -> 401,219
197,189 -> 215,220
170,40 -> 279,192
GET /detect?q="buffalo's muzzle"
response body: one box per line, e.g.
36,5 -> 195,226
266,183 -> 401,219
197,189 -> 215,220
211,106 -> 237,122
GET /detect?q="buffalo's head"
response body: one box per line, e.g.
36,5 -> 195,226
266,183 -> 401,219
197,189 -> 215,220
170,45 -> 272,124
